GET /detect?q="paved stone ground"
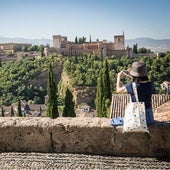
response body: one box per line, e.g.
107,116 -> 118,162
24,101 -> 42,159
0,153 -> 170,170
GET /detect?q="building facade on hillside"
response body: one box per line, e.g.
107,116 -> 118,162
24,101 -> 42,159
0,43 -> 31,53
45,33 -> 129,57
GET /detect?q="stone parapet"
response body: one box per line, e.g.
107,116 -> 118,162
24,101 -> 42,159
0,117 -> 169,158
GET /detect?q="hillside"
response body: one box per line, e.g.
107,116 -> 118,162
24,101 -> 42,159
29,64 -> 63,90
0,53 -> 169,107
0,56 -> 63,105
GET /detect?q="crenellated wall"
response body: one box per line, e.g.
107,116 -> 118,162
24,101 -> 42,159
0,117 -> 169,158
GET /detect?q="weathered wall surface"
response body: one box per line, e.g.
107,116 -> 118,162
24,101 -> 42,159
0,117 -> 169,158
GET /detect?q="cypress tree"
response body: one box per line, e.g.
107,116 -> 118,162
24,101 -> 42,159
0,58 -> 2,67
74,52 -> 78,64
96,59 -> 112,117
46,63 -> 59,118
96,71 -> 104,117
39,45 -> 44,57
1,106 -> 5,117
40,105 -> 42,113
133,43 -> 138,54
17,99 -> 22,117
103,59 -> 112,101
10,105 -> 14,117
75,36 -> 78,44
62,88 -> 76,117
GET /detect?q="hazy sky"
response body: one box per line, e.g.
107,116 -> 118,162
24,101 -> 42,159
0,0 -> 170,41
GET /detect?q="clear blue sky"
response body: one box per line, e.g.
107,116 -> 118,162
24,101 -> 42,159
0,0 -> 170,41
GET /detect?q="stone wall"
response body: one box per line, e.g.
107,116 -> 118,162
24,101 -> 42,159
0,117 -> 169,158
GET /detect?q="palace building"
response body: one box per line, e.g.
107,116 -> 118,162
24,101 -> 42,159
45,33 -> 129,57
0,43 -> 31,53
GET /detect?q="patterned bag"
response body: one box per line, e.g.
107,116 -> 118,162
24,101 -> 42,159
123,83 -> 149,133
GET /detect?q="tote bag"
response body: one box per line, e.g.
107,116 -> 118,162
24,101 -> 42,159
123,83 -> 149,133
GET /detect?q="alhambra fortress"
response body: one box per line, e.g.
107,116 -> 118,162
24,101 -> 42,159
0,33 -> 130,58
46,33 -> 128,57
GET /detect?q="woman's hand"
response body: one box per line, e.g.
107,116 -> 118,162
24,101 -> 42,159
116,70 -> 127,93
117,70 -> 125,79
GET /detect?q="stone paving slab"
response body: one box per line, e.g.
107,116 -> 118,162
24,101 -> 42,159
0,153 -> 170,170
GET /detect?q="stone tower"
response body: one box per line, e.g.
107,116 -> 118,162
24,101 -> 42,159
53,35 -> 67,48
114,32 -> 125,50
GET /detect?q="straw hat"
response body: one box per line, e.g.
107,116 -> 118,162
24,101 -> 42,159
130,61 -> 148,77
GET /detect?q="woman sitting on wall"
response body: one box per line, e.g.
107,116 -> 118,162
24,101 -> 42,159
116,61 -> 155,126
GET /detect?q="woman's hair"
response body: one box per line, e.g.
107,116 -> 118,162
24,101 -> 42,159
132,76 -> 149,82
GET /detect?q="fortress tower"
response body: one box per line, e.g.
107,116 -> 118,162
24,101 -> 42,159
53,35 -> 67,48
113,32 -> 125,50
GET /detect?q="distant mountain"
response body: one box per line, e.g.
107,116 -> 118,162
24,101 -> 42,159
125,38 -> 170,48
0,36 -> 170,52
0,36 -> 53,46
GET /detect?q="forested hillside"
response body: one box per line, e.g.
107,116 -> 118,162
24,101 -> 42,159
0,53 -> 169,106
0,56 -> 62,105
63,53 -> 170,93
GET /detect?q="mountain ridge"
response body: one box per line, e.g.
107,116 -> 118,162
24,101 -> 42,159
0,36 -> 52,46
125,38 -> 170,48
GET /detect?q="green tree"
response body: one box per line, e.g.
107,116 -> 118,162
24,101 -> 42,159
82,36 -> 86,43
38,44 -> 44,57
102,59 -> 112,117
1,106 -> 5,117
10,105 -> 14,117
96,71 -> 104,117
133,43 -> 138,54
78,37 -> 82,44
75,36 -> 78,44
78,36 -> 86,43
138,47 -> 147,54
95,59 -> 111,117
158,52 -> 166,58
46,63 -> 59,118
0,58 -> 2,67
28,45 -> 38,51
22,45 -> 28,52
103,59 -> 112,101
17,99 -> 22,117
62,88 -> 76,117
74,54 -> 78,64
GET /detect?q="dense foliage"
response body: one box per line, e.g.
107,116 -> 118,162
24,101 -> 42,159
0,56 -> 59,106
63,53 -> 170,94
0,52 -> 169,108
63,54 -> 101,86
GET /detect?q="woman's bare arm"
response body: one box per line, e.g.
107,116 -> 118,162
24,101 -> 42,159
116,71 -> 127,93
